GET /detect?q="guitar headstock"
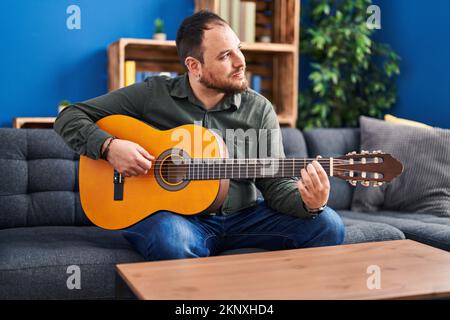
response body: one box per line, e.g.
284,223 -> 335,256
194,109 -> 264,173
333,151 -> 403,187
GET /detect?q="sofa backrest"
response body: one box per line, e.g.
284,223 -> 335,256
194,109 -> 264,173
280,128 -> 309,158
0,129 -> 90,229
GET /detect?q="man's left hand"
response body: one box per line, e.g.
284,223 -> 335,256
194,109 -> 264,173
297,159 -> 330,210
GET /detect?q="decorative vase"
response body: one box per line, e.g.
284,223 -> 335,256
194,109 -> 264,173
153,33 -> 167,41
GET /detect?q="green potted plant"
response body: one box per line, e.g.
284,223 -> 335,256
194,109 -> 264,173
153,18 -> 166,40
298,0 -> 401,129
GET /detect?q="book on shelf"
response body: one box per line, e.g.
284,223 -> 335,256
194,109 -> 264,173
124,60 -> 136,86
251,74 -> 262,93
239,1 -> 256,43
229,0 -> 240,35
217,0 -> 256,43
244,71 -> 264,94
218,0 -> 229,23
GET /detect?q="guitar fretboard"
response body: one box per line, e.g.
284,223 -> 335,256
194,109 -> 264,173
178,158 -> 333,180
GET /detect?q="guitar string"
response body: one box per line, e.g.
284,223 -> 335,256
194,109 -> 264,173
135,163 -> 372,174
126,174 -> 384,182
124,165 -> 361,174
123,163 -> 374,173
139,159 -> 356,164
123,168 -> 377,179
142,164 -> 351,172
132,161 -> 353,169
112,159 -> 382,177
149,165 -> 360,173
111,160 -> 367,176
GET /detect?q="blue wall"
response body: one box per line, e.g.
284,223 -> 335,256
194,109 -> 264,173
0,0 -> 194,127
1,0 -> 449,128
373,0 -> 450,128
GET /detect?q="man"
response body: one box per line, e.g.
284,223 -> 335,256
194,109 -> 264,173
54,11 -> 344,261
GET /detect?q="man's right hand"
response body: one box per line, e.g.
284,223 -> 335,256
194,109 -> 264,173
102,138 -> 154,177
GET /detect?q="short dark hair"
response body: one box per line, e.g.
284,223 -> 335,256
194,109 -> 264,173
176,10 -> 227,68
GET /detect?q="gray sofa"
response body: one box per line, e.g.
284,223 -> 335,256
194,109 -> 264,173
0,127 -> 449,299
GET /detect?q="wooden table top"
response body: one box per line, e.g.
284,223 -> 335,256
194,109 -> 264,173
116,240 -> 450,300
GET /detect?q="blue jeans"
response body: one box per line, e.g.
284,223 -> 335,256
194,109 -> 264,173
122,200 -> 345,261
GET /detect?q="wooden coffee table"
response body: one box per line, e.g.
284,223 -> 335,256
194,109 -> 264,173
116,240 -> 450,300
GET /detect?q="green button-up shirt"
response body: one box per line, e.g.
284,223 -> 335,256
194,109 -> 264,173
54,74 -> 309,218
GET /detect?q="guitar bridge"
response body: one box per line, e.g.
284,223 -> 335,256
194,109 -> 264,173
113,170 -> 124,201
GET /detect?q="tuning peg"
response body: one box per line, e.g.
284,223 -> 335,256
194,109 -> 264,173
372,181 -> 384,187
361,180 -> 370,187
373,150 -> 382,154
346,151 -> 357,156
347,180 -> 358,186
361,150 -> 369,154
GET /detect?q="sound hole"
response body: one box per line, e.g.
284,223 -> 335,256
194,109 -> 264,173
161,154 -> 186,185
155,149 -> 190,192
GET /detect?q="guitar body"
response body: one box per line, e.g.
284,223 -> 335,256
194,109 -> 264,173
79,115 -> 229,230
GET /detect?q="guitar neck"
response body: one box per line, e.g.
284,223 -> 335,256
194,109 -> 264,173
184,158 -> 334,180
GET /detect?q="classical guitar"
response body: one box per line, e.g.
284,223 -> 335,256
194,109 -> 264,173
79,115 -> 403,230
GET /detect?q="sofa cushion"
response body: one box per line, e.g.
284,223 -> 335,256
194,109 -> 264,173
339,215 -> 405,244
302,128 -> 360,210
0,226 -> 144,299
339,210 -> 450,251
0,129 -> 90,229
352,116 -> 450,216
